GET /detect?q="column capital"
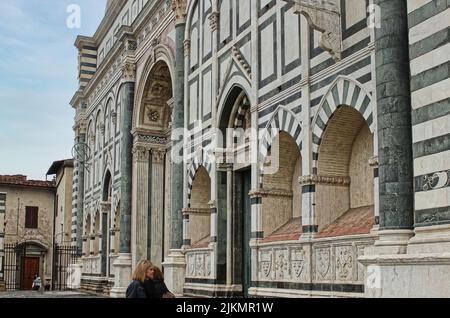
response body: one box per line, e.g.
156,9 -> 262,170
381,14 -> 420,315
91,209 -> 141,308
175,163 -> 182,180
74,121 -> 87,135
111,111 -> 117,125
209,11 -> 220,32
172,0 -> 187,25
133,144 -> 151,162
152,148 -> 166,164
121,59 -> 136,83
369,156 -> 379,167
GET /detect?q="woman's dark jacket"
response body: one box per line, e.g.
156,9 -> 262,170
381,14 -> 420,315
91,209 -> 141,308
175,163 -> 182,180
126,280 -> 147,298
144,279 -> 170,298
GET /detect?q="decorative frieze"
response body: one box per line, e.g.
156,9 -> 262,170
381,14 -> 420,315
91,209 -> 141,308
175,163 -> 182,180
185,250 -> 213,279
255,238 -> 374,285
137,134 -> 168,145
421,170 -> 450,192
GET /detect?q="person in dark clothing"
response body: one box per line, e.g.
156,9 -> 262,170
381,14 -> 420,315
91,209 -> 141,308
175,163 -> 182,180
126,260 -> 153,298
144,266 -> 175,298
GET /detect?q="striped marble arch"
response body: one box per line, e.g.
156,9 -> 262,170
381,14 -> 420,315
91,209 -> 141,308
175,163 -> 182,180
311,76 -> 375,170
187,147 -> 213,207
259,106 -> 303,184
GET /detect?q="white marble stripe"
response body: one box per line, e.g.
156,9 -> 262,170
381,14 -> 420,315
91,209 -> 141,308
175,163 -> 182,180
415,188 -> 450,210
413,114 -> 450,143
411,42 -> 450,76
414,150 -> 450,176
312,143 -> 319,154
344,82 -> 356,106
354,88 -> 367,113
337,79 -> 345,106
409,8 -> 450,44
407,0 -> 433,14
412,78 -> 450,109
313,125 -> 323,142
326,94 -> 337,114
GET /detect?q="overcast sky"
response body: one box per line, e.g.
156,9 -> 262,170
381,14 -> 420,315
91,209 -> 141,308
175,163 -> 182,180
0,0 -> 106,180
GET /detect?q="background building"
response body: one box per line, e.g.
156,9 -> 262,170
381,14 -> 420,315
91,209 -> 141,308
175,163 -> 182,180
47,160 -> 74,247
0,175 -> 55,291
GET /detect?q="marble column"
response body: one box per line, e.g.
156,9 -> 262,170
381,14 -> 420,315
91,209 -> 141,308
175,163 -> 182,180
215,167 -> 228,284
74,132 -> 86,251
374,0 -> 414,253
164,0 -> 187,297
132,145 -> 150,267
111,62 -> 135,298
170,11 -> 186,251
150,149 -> 166,267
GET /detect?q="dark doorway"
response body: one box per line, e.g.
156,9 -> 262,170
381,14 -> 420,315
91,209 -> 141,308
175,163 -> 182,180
234,169 -> 252,297
22,258 -> 39,290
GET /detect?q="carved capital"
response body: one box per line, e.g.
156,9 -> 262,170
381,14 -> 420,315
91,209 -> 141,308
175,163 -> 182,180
209,11 -> 220,32
125,38 -> 137,51
111,111 -> 117,125
152,149 -> 166,164
74,121 -> 87,135
99,124 -> 105,136
291,0 -> 342,61
172,0 -> 187,25
369,156 -> 379,167
121,61 -> 136,82
184,39 -> 191,57
133,145 -> 150,162
299,174 -> 351,186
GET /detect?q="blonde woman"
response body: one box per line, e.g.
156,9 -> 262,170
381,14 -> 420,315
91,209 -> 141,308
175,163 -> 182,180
125,260 -> 153,298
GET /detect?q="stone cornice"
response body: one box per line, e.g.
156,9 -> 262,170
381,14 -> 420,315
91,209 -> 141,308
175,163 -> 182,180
183,208 -> 211,215
299,175 -> 351,186
250,189 -> 293,198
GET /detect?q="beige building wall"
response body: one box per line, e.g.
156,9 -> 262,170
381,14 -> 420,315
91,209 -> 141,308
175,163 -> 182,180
262,133 -> 301,237
54,165 -> 74,246
0,184 -> 55,282
349,125 -> 374,209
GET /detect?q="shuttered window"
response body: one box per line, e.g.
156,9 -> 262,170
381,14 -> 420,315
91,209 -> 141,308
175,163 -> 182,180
25,206 -> 39,229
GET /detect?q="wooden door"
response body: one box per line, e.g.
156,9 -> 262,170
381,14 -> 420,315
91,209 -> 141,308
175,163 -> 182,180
22,258 -> 40,290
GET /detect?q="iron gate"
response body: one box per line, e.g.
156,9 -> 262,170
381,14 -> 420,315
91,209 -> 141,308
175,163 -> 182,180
4,243 -> 21,290
52,245 -> 81,290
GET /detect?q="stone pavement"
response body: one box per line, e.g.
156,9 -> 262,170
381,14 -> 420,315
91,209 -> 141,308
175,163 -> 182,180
0,291 -> 103,298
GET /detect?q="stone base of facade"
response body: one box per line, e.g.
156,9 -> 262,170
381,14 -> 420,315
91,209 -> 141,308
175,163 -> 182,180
110,253 -> 132,298
80,277 -> 112,296
183,283 -> 243,298
248,287 -> 365,298
360,253 -> 450,298
162,249 -> 186,297
361,226 -> 450,298
0,280 -> 5,292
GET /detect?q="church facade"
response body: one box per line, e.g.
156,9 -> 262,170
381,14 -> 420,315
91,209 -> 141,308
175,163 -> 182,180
69,0 -> 450,298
